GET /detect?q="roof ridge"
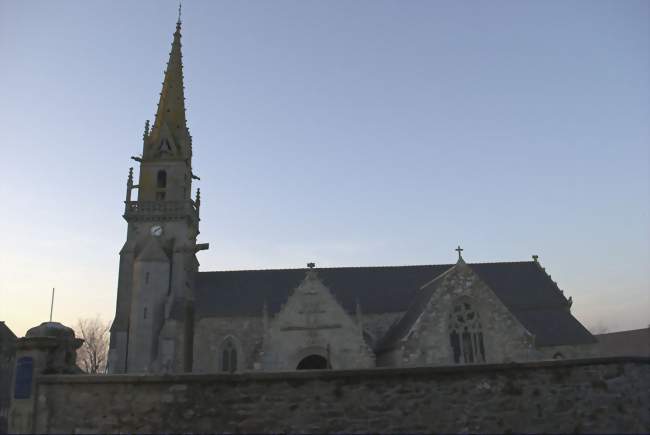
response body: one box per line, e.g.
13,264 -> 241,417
199,260 -> 536,274
595,327 -> 650,336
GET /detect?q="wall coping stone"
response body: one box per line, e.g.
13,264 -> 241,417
36,356 -> 649,385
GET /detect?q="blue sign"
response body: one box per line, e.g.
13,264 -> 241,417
14,357 -> 33,399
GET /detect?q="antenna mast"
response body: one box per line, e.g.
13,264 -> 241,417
49,287 -> 55,322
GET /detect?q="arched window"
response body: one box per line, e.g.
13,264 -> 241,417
448,300 -> 486,364
157,170 -> 167,188
296,354 -> 327,370
220,338 -> 238,373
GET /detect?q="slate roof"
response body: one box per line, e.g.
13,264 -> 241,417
375,267 -> 454,351
195,261 -> 596,348
595,328 -> 650,357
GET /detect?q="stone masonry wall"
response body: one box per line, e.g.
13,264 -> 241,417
261,271 -> 375,370
0,332 -> 16,434
32,357 -> 649,433
193,317 -> 264,372
194,313 -> 403,372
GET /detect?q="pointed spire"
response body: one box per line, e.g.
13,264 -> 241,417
143,120 -> 150,140
126,167 -> 134,202
147,15 -> 190,159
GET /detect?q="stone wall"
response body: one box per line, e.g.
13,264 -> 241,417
192,276 -> 400,373
193,317 -> 263,372
0,329 -> 16,435
31,357 -> 649,433
261,271 -> 375,370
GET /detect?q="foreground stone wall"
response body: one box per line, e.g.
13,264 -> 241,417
32,357 -> 649,433
0,338 -> 15,434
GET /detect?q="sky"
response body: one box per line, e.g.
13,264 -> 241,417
0,0 -> 648,337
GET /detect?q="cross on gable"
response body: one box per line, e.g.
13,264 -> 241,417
455,245 -> 464,260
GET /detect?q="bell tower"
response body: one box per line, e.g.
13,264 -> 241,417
108,15 -> 207,374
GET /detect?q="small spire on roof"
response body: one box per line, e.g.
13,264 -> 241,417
126,167 -> 135,202
177,0 -> 182,26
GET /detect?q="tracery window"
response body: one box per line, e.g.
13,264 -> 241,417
448,300 -> 486,364
220,338 -> 238,373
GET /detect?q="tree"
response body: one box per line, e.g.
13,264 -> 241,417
75,317 -> 111,374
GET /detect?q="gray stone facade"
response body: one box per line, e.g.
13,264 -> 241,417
389,260 -> 538,366
108,19 -> 598,375
189,262 -> 596,373
260,270 -> 375,371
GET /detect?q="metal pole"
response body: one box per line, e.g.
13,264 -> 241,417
49,287 -> 55,322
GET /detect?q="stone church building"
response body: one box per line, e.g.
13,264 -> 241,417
108,18 -> 596,375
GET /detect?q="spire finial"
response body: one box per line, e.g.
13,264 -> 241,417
177,0 -> 182,26
455,245 -> 464,261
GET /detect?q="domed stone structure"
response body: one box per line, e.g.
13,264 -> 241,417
19,322 -> 83,375
26,322 -> 74,339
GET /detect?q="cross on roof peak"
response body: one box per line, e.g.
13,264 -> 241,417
455,245 -> 464,260
307,262 -> 316,269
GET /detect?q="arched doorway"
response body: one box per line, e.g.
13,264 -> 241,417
296,354 -> 327,370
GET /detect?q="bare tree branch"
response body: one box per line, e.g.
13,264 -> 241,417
75,317 -> 111,374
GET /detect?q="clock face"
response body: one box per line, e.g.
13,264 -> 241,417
150,225 -> 163,237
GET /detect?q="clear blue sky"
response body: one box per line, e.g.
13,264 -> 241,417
1,0 -> 648,336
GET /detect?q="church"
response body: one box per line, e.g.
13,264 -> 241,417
107,17 -> 596,375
